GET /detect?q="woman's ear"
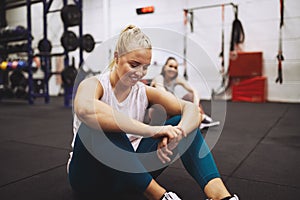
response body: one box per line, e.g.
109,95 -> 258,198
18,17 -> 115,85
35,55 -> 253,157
114,52 -> 119,64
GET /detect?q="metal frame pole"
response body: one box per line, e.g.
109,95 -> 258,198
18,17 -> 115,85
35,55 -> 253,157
26,0 -> 34,104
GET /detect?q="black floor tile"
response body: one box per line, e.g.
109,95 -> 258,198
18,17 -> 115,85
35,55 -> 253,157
233,142 -> 300,188
0,141 -> 69,186
0,166 -> 73,200
0,98 -> 299,200
226,176 -> 300,200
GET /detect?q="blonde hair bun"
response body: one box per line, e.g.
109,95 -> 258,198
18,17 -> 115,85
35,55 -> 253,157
116,25 -> 152,57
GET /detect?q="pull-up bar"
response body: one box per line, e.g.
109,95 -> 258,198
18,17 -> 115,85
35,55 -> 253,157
184,2 -> 237,12
183,3 -> 238,33
182,2 -> 240,80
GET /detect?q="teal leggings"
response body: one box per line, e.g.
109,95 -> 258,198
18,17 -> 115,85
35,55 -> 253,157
68,115 -> 220,198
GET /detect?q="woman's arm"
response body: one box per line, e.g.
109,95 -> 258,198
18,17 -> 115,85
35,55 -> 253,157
150,75 -> 166,91
176,76 -> 200,105
74,76 -> 180,139
147,86 -> 202,163
146,85 -> 201,135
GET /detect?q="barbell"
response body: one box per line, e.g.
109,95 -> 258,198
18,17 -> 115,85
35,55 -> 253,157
0,60 -> 27,71
79,34 -> 95,53
60,31 -> 95,52
61,4 -> 81,27
38,38 -> 52,53
60,31 -> 79,52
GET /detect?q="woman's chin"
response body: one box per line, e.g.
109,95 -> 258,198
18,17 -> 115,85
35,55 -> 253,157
167,74 -> 177,79
127,79 -> 139,86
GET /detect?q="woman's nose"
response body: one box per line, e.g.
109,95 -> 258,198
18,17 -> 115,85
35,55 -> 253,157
134,66 -> 144,76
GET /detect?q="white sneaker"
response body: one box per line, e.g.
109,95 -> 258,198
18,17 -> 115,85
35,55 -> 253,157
200,120 -> 220,130
203,114 -> 213,122
227,194 -> 239,200
207,194 -> 239,200
161,191 -> 181,200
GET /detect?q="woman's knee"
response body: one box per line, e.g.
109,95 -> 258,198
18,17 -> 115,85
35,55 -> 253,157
165,115 -> 182,126
182,92 -> 194,102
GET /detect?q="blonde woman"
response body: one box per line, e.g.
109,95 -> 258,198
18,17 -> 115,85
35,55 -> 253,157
67,25 -> 238,200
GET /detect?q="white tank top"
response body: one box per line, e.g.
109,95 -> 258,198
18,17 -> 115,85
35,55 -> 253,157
72,71 -> 149,151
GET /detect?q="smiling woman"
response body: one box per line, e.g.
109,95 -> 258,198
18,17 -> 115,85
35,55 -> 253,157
67,25 -> 238,200
113,48 -> 151,90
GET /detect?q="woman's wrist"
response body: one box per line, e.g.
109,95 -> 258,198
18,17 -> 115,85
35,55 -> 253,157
144,124 -> 156,137
145,125 -> 163,138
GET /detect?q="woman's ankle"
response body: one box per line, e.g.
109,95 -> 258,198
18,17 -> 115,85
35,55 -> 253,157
143,179 -> 166,200
204,178 -> 232,199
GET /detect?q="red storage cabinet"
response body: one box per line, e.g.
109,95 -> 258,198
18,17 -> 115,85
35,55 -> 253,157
232,76 -> 267,102
229,52 -> 263,77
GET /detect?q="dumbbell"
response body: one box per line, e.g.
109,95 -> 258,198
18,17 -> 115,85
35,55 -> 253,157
11,60 -> 19,69
0,61 -> 8,70
18,60 -> 27,69
61,31 -> 95,52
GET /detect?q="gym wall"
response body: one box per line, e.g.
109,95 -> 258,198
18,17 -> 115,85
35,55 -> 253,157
5,0 -> 300,102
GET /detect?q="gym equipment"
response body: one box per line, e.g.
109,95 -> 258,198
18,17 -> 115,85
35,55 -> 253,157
61,4 -> 81,27
18,60 -> 27,69
0,26 -> 28,41
0,0 -> 7,28
15,25 -> 27,36
7,61 -> 12,70
80,34 -> 95,52
183,9 -> 188,80
38,38 -> 52,53
229,5 -> 245,55
0,60 -> 28,71
1,61 -> 8,69
229,52 -> 262,77
37,0 -> 84,106
184,3 -> 242,99
232,76 -> 267,102
1,0 -> 43,104
275,0 -> 284,84
219,5 -> 225,87
61,31 -> 95,53
61,66 -> 77,87
11,61 -> 18,69
33,79 -> 44,94
61,57 -> 77,87
10,69 -> 28,99
61,30 -> 79,52
0,61 -> 8,70
10,70 -> 27,89
3,43 -> 28,54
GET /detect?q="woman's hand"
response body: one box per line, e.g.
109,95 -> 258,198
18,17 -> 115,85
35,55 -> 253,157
152,125 -> 186,140
157,137 -> 172,164
155,126 -> 185,164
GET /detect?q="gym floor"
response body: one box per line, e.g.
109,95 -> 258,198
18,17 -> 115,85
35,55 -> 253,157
0,97 -> 299,200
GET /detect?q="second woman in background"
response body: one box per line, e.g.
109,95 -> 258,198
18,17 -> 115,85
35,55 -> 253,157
150,57 -> 220,129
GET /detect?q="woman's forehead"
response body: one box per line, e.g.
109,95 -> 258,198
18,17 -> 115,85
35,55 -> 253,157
167,59 -> 177,65
123,49 -> 152,61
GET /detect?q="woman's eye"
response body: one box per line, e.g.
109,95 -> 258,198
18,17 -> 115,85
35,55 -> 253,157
129,62 -> 149,70
130,63 -> 139,68
143,65 -> 148,70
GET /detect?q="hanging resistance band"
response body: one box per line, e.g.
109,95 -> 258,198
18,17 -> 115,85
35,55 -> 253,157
275,0 -> 284,84
183,9 -> 189,80
219,4 -> 225,87
229,5 -> 245,58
